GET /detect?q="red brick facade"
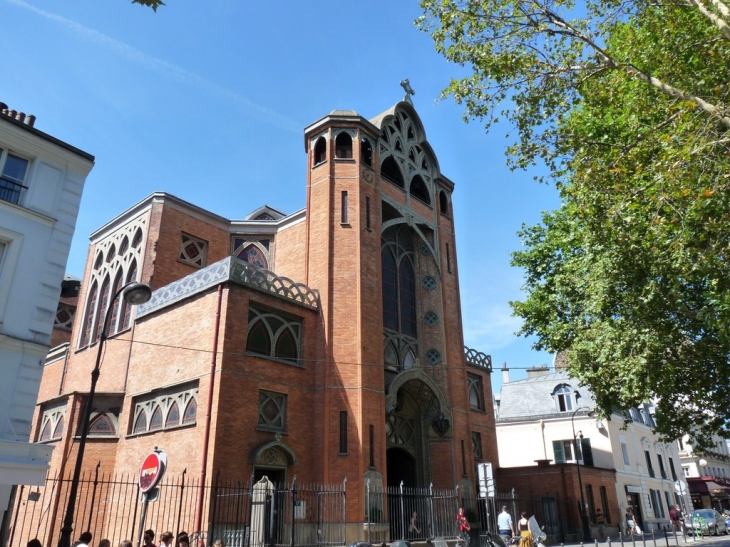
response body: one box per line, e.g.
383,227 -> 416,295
31,103 -> 497,543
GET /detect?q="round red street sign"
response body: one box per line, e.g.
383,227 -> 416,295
139,452 -> 164,492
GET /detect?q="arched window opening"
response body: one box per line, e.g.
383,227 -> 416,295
53,416 -> 64,438
108,271 -> 123,336
237,244 -> 268,270
439,191 -> 449,217
246,320 -> 271,355
247,307 -> 302,364
384,341 -> 399,369
89,414 -> 115,436
94,276 -> 111,343
133,412 -> 147,434
313,137 -> 327,166
403,350 -> 416,370
106,244 -> 116,263
381,225 -> 419,343
275,328 -> 298,362
132,228 -> 143,248
149,406 -> 163,431
382,248 -> 398,330
410,175 -> 431,205
39,421 -> 52,442
119,236 -> 129,256
183,399 -> 197,425
122,261 -> 137,329
94,253 -> 103,270
166,402 -> 180,428
80,281 -> 99,347
381,157 -> 404,188
335,133 -> 353,159
399,258 -> 417,337
361,138 -> 373,167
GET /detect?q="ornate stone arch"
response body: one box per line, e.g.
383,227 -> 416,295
251,440 -> 297,466
385,368 -> 452,433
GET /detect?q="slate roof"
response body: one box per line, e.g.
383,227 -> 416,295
497,370 -> 596,421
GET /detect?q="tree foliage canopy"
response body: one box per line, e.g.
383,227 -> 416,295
131,0 -> 165,11
418,0 -> 730,446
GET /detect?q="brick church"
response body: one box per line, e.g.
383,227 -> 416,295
31,96 -> 496,543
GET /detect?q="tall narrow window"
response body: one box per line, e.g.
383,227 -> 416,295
669,457 -> 678,481
472,431 -> 483,460
621,441 -> 631,466
366,196 -> 371,230
446,242 -> 452,273
645,450 -> 655,477
658,454 -> 667,479
80,282 -> 98,347
361,138 -> 373,167
94,276 -> 111,343
341,191 -> 349,224
122,260 -> 138,329
339,411 -> 348,453
313,137 -> 327,166
599,486 -> 611,523
585,485 -> 595,518
461,439 -> 467,476
369,424 -> 375,467
467,373 -> 484,411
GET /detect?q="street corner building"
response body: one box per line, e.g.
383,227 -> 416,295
20,100 -> 497,546
0,104 -> 94,535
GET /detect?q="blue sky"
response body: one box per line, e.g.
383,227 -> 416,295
2,0 -> 560,392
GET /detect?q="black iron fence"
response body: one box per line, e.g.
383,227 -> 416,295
467,490 -> 583,544
364,480 -> 461,544
9,470 -> 346,547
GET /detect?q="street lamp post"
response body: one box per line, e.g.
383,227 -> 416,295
58,282 -> 152,547
571,406 -> 595,542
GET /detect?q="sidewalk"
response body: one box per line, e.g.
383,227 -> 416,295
555,531 -> 730,547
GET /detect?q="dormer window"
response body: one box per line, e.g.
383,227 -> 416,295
554,384 -> 575,412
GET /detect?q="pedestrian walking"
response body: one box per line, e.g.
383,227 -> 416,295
143,530 -> 156,547
457,507 -> 471,547
409,510 -> 421,537
160,533 -> 174,547
595,508 -> 606,539
28,539 -> 42,547
98,540 -> 110,547
76,532 -> 93,547
498,505 -> 515,543
517,512 -> 532,547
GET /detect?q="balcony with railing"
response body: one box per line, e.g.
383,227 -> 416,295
0,176 -> 27,205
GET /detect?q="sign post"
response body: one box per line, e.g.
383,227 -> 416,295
136,448 -> 167,547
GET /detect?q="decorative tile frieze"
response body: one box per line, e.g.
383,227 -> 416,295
137,256 -> 319,318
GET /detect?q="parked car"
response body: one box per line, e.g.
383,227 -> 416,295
685,510 -> 729,535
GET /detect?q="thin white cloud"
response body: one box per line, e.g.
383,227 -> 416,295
462,303 -> 523,351
5,0 -> 301,133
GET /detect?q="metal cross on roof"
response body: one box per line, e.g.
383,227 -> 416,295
400,78 -> 415,104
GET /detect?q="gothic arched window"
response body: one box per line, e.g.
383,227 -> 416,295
382,226 -> 417,339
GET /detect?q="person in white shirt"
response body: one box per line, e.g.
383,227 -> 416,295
498,506 -> 514,542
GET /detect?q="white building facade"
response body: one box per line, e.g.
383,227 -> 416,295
0,104 -> 93,526
677,434 -> 730,510
496,368 -> 691,534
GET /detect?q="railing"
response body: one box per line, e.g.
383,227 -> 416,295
364,480 -> 460,544
9,470 -> 346,547
0,177 -> 27,205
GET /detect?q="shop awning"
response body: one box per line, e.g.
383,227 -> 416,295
687,477 -> 730,498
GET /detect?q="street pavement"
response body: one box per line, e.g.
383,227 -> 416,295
557,531 -> 730,547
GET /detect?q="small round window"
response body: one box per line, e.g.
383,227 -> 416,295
422,275 -> 437,290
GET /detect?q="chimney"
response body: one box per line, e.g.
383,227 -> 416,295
553,350 -> 570,371
1,103 -> 37,127
526,364 -> 551,379
501,362 -> 510,384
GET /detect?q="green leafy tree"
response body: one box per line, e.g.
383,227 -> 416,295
131,0 -> 165,10
418,0 -> 730,445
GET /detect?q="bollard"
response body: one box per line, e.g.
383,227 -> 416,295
608,537 -> 612,547
620,531 -> 625,547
